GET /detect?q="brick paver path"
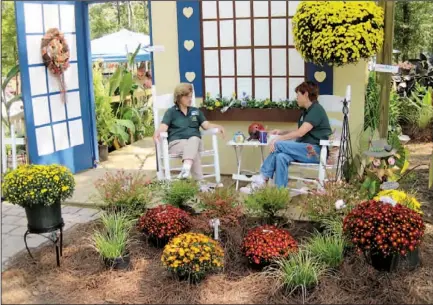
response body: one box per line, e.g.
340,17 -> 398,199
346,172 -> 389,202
1,202 -> 100,271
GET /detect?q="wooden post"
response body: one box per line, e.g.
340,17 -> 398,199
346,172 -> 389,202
377,0 -> 396,139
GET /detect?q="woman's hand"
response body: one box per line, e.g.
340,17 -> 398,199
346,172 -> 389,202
153,131 -> 161,143
269,129 -> 281,135
218,125 -> 226,138
269,136 -> 282,153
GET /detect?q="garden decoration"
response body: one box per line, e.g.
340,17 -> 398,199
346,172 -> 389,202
232,131 -> 246,144
41,28 -> 70,104
161,232 -> 224,283
241,225 -> 298,268
247,122 -> 265,141
335,87 -> 353,182
209,218 -> 220,240
292,1 -> 384,66
2,164 -> 75,267
343,199 -> 425,272
138,205 -> 191,248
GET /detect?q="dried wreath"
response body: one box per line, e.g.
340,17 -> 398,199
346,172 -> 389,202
41,28 -> 70,103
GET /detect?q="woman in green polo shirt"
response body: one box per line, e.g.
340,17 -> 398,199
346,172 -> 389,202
241,81 -> 332,193
153,83 -> 225,180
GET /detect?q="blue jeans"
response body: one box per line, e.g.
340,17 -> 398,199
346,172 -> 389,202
260,141 -> 321,188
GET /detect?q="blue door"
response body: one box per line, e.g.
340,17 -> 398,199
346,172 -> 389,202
15,1 -> 97,173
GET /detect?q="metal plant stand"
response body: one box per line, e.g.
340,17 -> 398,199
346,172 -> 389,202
336,96 -> 353,182
23,220 -> 64,267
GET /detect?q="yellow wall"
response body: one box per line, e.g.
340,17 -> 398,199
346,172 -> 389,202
151,4 -> 369,176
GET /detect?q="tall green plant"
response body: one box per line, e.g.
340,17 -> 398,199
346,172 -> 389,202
1,64 -> 22,128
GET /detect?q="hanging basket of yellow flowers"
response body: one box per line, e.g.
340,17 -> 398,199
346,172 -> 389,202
292,1 -> 385,66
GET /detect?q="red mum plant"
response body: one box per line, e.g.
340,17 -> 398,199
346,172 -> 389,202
241,225 -> 298,266
343,200 -> 425,257
138,205 -> 191,242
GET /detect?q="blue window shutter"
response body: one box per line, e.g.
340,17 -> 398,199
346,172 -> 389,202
305,63 -> 333,95
176,1 -> 203,97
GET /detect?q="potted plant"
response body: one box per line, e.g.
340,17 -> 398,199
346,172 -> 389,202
92,212 -> 133,270
138,205 -> 191,248
343,200 -> 425,272
2,164 -> 75,231
161,232 -> 224,283
95,95 -> 115,161
241,225 -> 298,269
162,179 -> 199,213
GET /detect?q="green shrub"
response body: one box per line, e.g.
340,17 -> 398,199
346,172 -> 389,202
163,179 -> 199,207
198,186 -> 239,209
94,170 -> 152,218
304,232 -> 345,269
244,186 -> 290,219
92,212 -> 133,259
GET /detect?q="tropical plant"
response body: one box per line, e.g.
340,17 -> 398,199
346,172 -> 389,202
292,1 -> 384,66
2,164 -> 75,207
92,212 -> 132,260
244,186 -> 290,220
93,170 -> 152,217
343,200 -> 425,257
162,179 -> 199,208
138,205 -> 191,242
161,232 -> 224,283
241,225 -> 298,266
304,232 -> 346,269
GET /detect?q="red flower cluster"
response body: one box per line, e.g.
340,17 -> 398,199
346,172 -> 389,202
138,205 -> 191,240
241,225 -> 298,265
343,200 -> 425,257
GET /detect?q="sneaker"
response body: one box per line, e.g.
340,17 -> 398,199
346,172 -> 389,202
240,174 -> 266,194
177,168 -> 191,180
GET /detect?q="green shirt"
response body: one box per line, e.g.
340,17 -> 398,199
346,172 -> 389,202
297,102 -> 332,145
162,106 -> 207,142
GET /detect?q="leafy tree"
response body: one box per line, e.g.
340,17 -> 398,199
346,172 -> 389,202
394,1 -> 433,61
1,2 -> 18,76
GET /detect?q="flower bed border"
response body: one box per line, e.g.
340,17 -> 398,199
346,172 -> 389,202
200,108 -> 302,122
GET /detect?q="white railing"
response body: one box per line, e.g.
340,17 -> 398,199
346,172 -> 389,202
1,124 -> 26,174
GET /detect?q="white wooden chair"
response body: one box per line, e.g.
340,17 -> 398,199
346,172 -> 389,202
152,85 -> 221,184
288,85 -> 351,193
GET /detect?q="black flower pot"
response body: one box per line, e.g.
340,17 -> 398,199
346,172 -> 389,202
98,144 -> 109,162
369,252 -> 399,272
147,235 -> 171,248
24,200 -> 62,232
403,248 -> 421,269
103,252 -> 131,270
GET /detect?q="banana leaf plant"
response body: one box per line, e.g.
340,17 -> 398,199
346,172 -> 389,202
1,64 -> 22,128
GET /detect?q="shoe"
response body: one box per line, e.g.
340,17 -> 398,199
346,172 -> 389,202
177,168 -> 191,180
240,174 -> 266,194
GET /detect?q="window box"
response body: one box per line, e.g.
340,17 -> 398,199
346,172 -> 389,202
200,108 -> 302,122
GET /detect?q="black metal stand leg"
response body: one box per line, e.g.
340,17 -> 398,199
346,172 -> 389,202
23,230 -> 34,260
60,227 -> 63,257
55,242 -> 60,267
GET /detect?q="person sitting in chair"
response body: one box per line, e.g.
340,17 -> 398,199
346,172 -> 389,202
153,83 -> 225,180
240,81 -> 332,193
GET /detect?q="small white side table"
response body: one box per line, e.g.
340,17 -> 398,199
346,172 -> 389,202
226,140 -> 268,190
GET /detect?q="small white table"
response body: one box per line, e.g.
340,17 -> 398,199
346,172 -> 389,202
226,140 -> 268,190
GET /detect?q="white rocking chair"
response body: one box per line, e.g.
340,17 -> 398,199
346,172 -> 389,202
289,85 -> 352,193
152,85 -> 221,184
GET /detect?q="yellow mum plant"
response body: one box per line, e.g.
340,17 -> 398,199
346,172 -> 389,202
161,232 -> 224,282
292,1 -> 384,66
375,190 -> 422,214
2,164 -> 75,207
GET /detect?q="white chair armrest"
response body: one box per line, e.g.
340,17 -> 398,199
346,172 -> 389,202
201,128 -> 219,136
160,132 -> 168,138
320,140 -> 341,147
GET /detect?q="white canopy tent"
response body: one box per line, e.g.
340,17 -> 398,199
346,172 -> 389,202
90,29 -> 151,62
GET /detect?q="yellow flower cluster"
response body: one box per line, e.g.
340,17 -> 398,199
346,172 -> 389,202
375,190 -> 422,214
2,164 -> 75,208
161,232 -> 224,279
292,1 -> 384,66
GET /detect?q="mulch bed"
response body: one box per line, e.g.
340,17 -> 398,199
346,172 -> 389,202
2,218 -> 433,304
